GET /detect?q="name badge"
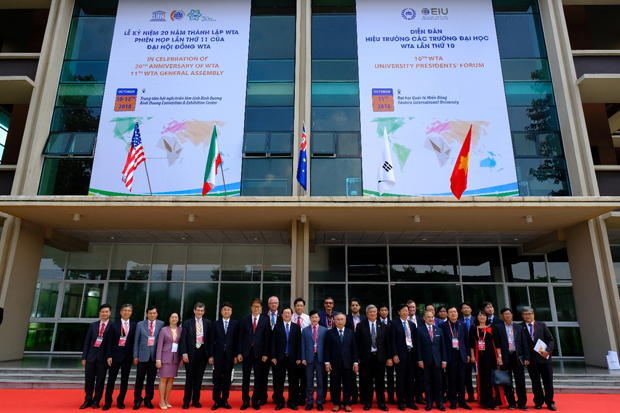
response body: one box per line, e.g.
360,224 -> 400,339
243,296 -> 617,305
509,342 -> 515,352
95,337 -> 103,348
478,340 -> 485,351
119,336 -> 127,347
452,337 -> 460,349
198,335 -> 204,344
147,336 -> 155,347
172,343 -> 178,353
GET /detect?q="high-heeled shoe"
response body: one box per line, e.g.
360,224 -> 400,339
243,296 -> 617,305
167,403 -> 172,408
159,403 -> 168,410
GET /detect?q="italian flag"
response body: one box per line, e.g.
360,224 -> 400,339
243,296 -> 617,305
202,126 -> 222,196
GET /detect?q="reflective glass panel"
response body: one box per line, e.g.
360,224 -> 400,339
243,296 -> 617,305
186,245 -> 221,282
459,247 -> 503,282
269,133 -> 294,155
219,283 -> 261,321
495,14 -> 547,59
82,284 -> 105,318
507,106 -> 559,132
245,107 -> 294,131
504,82 -> 555,106
337,133 -> 361,157
38,246 -> 67,280
462,284 -> 506,311
107,282 -> 148,322
502,247 -> 547,282
501,59 -> 550,82
312,15 -> 358,59
558,327 -> 583,357
221,245 -> 262,282
547,249 -> 571,282
31,283 -> 60,318
65,17 -> 115,60
348,247 -> 388,282
109,244 -> 152,281
246,83 -> 295,107
148,283 -> 183,320
60,60 -> 109,83
61,283 -> 104,318
529,286 -> 552,322
183,283 -> 218,321
312,60 -> 359,82
151,245 -> 186,281
50,107 -> 101,132
554,287 -> 578,322
310,158 -> 362,196
25,322 -> 54,351
391,284 -> 462,316
311,107 -> 360,131
249,16 -> 296,59
508,286 -> 529,322
262,283 -> 292,310
56,84 -> 105,107
390,246 -> 459,282
54,323 -> 90,351
241,158 -> 293,196
38,158 -> 93,196
311,133 -> 336,156
312,83 -> 360,106
248,60 -> 295,82
493,0 -> 539,13
349,284 -> 389,311
515,158 -> 569,196
309,283 -> 346,315
263,246 -> 292,282
309,246 -> 346,282
66,244 -> 110,280
244,133 -> 268,154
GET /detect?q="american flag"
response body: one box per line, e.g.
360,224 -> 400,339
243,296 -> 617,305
121,122 -> 146,192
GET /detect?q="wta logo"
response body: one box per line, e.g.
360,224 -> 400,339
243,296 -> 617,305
170,10 -> 185,21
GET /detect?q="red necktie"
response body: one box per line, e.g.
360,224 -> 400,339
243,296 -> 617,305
297,316 -> 302,326
253,317 -> 257,333
428,325 -> 433,341
149,321 -> 154,336
99,322 -> 106,337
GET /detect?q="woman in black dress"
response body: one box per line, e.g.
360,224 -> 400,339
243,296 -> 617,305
469,309 -> 503,410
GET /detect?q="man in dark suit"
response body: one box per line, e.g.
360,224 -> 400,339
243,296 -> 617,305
324,313 -> 358,412
80,304 -> 113,409
417,311 -> 447,411
439,306 -> 471,411
355,304 -> 391,411
392,303 -> 418,411
261,296 -> 282,405
459,302 -> 475,403
302,310 -> 327,411
521,306 -> 555,411
482,301 -> 503,326
493,308 -> 530,411
407,300 -> 425,405
271,307 -> 302,410
378,303 -> 396,405
424,304 -> 442,327
345,298 -> 366,405
238,298 -> 271,410
181,302 -> 212,409
104,303 -> 137,410
133,305 -> 164,410
209,302 -> 239,410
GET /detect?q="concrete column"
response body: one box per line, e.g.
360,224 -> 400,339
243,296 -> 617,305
0,217 -> 46,361
290,218 -> 309,304
565,217 -> 620,367
293,0 -> 311,196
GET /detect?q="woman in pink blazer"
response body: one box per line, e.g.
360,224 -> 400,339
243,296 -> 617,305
156,311 -> 183,410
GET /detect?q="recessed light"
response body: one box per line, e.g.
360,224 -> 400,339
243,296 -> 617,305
513,238 -> 519,241
421,238 -> 427,241
330,238 -> 337,241
109,236 -> 115,240
253,237 -> 259,241
181,237 -> 187,240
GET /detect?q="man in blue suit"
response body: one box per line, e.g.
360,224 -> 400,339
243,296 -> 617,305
181,302 -> 212,409
104,303 -> 137,410
271,308 -> 302,410
417,311 -> 447,411
80,304 -> 112,409
324,313 -> 358,412
439,306 -> 471,410
209,302 -> 239,410
133,305 -> 164,410
302,310 -> 327,411
392,303 -> 418,411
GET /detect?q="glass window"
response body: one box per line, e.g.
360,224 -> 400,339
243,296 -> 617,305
151,245 -> 186,281
269,133 -> 293,155
50,107 -> 101,133
390,246 -> 459,282
109,244 -> 152,281
248,60 -> 295,82
186,245 -> 221,282
244,133 -> 268,154
515,158 -> 569,196
221,245 -> 262,282
183,283 -> 219,321
462,284 -> 506,311
263,246 -> 291,282
501,59 -> 550,82
310,158 -> 362,196
107,282 -> 148,322
311,107 -> 360,131
391,284 -> 462,316
347,247 -> 388,282
65,17 -> 115,60
554,287 -> 578,322
312,83 -> 360,106
61,283 -> 104,318
244,107 -> 294,131
558,327 -> 583,357
38,246 -> 67,280
31,283 -> 60,318
312,60 -> 359,82
220,283 -> 261,321
312,15 -> 358,59
529,286 -> 552,322
56,84 -> 105,107
349,284 -> 389,311
73,0 -> 119,16
337,133 -> 361,157
459,247 -> 503,282
502,247 -> 547,282
507,106 -> 559,133
25,322 -> 55,351
547,249 -> 572,282
310,283 -> 346,315
246,83 -> 295,107
311,133 -> 336,156
39,158 -> 94,196
66,244 -> 110,280
504,82 -> 555,106
249,16 -> 296,59
310,246 -> 346,282
262,283 -> 292,310
241,158 -> 293,196
495,14 -> 547,59
148,283 -> 183,321
43,133 -> 97,156
508,286 -> 529,322
54,323 -> 90,351
493,0 -> 539,13
60,60 -> 109,83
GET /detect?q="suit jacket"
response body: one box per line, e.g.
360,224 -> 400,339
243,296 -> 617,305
133,319 -> 165,362
105,319 -> 137,363
318,310 -> 339,329
417,324 -> 447,368
407,315 -> 424,330
301,324 -> 327,363
180,317 -> 212,361
156,326 -> 183,364
459,316 -> 475,332
488,315 -> 503,326
492,322 -> 529,366
355,319 -> 391,364
270,321 -> 302,362
324,327 -> 358,369
238,313 -> 271,359
209,318 -> 239,363
521,320 -> 554,365
265,311 -> 283,330
440,320 -> 469,364
345,314 -> 368,332
82,320 -> 112,363
391,318 -> 417,358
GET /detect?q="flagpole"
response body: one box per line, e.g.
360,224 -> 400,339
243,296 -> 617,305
143,159 -> 153,196
220,162 -> 227,196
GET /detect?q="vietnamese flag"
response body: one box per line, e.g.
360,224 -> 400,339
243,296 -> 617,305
450,125 -> 472,200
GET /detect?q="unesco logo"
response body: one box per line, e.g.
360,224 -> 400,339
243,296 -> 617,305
401,8 -> 416,20
171,10 -> 185,21
421,8 -> 430,15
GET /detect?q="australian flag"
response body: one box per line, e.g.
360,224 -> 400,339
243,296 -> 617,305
296,123 -> 308,191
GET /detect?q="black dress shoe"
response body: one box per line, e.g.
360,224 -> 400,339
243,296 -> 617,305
306,405 -> 314,411
288,404 -> 299,410
103,405 -> 111,411
317,404 -> 324,411
183,405 -> 190,410
534,406 -> 542,410
80,402 -> 93,409
118,403 -> 126,409
398,405 -> 405,411
415,399 -> 425,405
193,403 -> 203,408
93,403 -> 101,409
144,402 -> 154,409
259,401 -> 267,406
450,406 -> 456,411
408,404 -> 419,411
425,407 -> 432,412
364,405 -> 371,411
276,404 -> 284,411
212,403 -> 220,410
438,407 -> 446,412
133,403 -> 141,410
547,405 -> 556,412
378,405 -> 389,411
223,403 -> 232,409
518,406 -> 529,411
459,405 -> 472,411
240,404 -> 249,411
253,403 -> 261,410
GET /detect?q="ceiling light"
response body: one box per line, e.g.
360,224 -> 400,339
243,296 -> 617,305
73,213 -> 80,222
525,215 -> 533,224
413,215 -> 421,223
180,237 -> 187,240
109,236 -> 115,240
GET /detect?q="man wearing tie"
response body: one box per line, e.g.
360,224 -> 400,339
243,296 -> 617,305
345,298 -> 366,405
378,303 -> 396,405
439,306 -> 471,411
104,303 -> 137,410
293,298 -> 311,407
80,304 -> 112,409
181,302 -> 212,409
417,311 -> 447,411
407,300 -> 424,405
355,304 -> 391,411
482,302 -> 502,326
521,307 -> 555,411
302,310 -> 327,411
392,303 -> 418,411
209,302 -> 239,410
459,302 -> 475,402
261,296 -> 281,405
324,313 -> 358,413
271,308 -> 302,410
133,305 -> 164,410
238,298 -> 271,410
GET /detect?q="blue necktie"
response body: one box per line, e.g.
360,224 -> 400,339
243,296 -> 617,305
528,323 -> 534,339
271,313 -> 276,329
285,323 -> 290,354
465,318 -> 470,329
339,329 -> 344,342
224,320 -> 228,334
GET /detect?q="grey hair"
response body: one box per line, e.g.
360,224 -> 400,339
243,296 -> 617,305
366,304 -> 377,312
121,303 -> 133,310
521,306 -> 534,314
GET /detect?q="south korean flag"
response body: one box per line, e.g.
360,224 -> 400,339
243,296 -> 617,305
378,126 -> 396,196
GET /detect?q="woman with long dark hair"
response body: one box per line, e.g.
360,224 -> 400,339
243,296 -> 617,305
156,311 -> 183,409
469,309 -> 503,410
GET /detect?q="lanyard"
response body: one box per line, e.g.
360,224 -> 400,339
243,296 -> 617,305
478,327 -> 487,341
450,322 -> 458,338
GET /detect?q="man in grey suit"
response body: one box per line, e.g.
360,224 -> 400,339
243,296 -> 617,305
133,305 -> 164,410
302,310 -> 327,411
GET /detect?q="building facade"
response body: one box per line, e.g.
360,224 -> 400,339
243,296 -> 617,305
0,0 -> 620,368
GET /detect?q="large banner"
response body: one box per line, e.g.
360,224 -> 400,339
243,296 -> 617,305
89,0 -> 251,196
357,0 -> 518,197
